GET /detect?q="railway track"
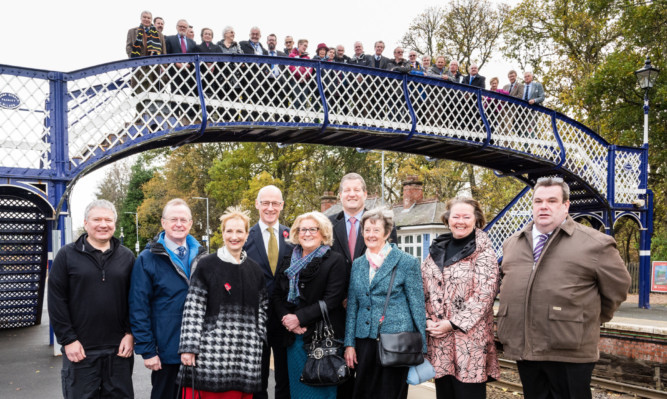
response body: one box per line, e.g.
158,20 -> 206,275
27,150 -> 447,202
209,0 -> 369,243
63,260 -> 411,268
496,359 -> 667,399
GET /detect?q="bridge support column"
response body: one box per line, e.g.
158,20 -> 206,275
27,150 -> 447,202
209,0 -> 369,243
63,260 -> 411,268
638,190 -> 653,309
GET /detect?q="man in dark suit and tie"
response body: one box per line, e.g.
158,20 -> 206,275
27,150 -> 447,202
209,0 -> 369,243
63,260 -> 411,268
239,27 -> 268,114
328,173 -> 397,399
244,185 -> 292,399
265,33 -> 287,114
466,64 -> 486,89
165,19 -> 197,121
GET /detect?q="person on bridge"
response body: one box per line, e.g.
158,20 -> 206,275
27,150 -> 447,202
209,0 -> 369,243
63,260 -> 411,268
350,41 -> 371,67
371,41 -> 391,70
428,56 -> 447,78
443,60 -> 464,83
388,47 -> 411,73
283,36 -> 294,56
153,16 -> 164,34
165,19 -> 198,122
48,199 -> 135,398
243,185 -> 293,399
522,71 -> 545,105
498,177 -> 631,399
466,64 -> 486,89
502,69 -> 524,99
126,10 -> 165,58
129,198 -> 206,399
179,206 -> 268,399
420,197 -> 500,399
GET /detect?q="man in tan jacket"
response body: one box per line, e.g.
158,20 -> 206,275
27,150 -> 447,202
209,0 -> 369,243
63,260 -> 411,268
498,177 -> 630,399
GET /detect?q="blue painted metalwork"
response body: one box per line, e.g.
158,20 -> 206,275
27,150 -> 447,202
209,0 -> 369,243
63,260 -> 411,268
0,54 -> 653,311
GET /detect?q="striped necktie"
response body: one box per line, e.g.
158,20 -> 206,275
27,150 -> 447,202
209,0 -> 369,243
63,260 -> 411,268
533,234 -> 548,262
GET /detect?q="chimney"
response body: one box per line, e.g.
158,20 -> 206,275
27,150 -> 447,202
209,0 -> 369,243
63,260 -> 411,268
320,191 -> 338,212
402,175 -> 424,209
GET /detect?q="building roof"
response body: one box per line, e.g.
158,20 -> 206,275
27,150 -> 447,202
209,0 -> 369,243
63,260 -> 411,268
322,198 -> 446,228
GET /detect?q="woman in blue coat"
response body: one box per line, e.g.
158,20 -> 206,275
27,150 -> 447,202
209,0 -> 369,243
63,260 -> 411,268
344,207 -> 426,399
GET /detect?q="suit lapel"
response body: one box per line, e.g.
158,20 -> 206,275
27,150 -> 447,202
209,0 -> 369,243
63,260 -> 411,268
333,218 -> 351,261
251,225 -> 269,264
278,224 -> 290,261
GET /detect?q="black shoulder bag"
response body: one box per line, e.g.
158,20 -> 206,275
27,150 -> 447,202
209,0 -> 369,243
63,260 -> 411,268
376,266 -> 424,367
300,300 -> 351,386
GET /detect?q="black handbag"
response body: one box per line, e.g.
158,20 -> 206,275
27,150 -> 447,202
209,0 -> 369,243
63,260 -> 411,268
376,267 -> 424,367
177,365 -> 202,399
300,300 -> 351,386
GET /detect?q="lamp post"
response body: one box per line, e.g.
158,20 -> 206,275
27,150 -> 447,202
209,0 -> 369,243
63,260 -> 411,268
192,197 -> 210,254
125,212 -> 140,255
634,56 -> 660,309
634,56 -> 660,145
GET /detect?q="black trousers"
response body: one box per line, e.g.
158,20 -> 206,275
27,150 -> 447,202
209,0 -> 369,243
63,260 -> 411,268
517,360 -> 596,399
435,375 -> 486,399
351,338 -> 409,399
151,363 -> 180,399
61,348 -> 134,399
255,313 -> 290,399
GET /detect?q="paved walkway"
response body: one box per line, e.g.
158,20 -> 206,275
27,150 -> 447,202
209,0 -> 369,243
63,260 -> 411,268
1,300 -> 664,398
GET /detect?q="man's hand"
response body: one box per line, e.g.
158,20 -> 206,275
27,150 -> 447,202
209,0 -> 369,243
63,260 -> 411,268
144,355 -> 162,371
117,334 -> 134,358
64,340 -> 86,363
282,314 -> 300,331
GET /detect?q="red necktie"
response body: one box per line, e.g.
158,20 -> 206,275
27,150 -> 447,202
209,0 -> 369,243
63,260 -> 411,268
348,217 -> 357,259
180,36 -> 186,53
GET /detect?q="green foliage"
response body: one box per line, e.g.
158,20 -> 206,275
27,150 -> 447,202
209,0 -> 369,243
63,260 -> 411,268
119,156 -> 156,252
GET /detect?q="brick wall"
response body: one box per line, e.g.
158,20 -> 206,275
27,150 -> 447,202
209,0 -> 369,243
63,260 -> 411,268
598,335 -> 667,364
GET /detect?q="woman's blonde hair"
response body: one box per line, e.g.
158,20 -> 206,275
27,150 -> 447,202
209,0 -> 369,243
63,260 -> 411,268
289,211 -> 334,246
219,206 -> 251,232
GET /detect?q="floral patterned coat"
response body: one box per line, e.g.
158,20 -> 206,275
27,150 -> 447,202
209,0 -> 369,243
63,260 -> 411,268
421,229 -> 500,383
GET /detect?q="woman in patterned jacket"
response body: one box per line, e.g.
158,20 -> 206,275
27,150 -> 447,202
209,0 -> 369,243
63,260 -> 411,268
421,197 -> 500,399
179,206 -> 267,399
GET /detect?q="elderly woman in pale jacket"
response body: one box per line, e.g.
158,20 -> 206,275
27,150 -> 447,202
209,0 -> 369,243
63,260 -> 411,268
344,207 -> 426,399
420,197 -> 499,399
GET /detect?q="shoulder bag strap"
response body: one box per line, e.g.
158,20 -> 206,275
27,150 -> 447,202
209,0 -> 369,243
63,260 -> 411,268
377,266 -> 398,336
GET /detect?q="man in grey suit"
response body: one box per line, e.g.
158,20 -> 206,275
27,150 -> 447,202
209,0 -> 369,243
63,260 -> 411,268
522,71 -> 545,105
503,70 -> 524,99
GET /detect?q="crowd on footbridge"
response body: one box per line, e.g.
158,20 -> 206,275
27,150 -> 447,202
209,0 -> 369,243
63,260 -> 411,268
125,9 -> 546,123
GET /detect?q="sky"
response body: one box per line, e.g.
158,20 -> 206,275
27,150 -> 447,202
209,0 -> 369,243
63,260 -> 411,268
5,0 -> 517,230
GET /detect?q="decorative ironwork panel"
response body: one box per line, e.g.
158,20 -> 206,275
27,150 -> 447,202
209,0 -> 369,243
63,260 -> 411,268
326,69 -> 411,131
408,81 -> 486,141
0,73 -> 51,170
0,197 -> 47,328
614,150 -> 642,205
486,189 -> 533,260
557,119 -> 608,196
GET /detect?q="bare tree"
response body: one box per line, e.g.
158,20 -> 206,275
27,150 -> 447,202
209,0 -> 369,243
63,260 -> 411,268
400,7 -> 446,56
436,0 -> 510,72
94,160 -> 131,213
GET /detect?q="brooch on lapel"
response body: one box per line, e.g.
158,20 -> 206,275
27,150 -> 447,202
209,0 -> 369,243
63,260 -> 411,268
283,230 -> 289,238
224,283 -> 232,295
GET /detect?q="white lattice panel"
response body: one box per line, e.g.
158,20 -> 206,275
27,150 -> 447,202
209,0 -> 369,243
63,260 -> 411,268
486,190 -> 533,260
408,81 -> 486,141
0,74 -> 50,169
557,119 -> 607,196
614,151 -> 642,205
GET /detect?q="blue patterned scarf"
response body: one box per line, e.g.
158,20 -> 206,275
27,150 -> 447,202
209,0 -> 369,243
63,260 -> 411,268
285,245 -> 329,304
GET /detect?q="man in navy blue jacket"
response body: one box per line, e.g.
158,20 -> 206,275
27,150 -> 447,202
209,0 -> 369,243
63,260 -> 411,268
129,198 -> 205,399
244,185 -> 293,399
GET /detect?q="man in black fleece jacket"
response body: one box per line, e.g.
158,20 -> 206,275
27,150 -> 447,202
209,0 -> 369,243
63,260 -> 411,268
48,200 -> 136,398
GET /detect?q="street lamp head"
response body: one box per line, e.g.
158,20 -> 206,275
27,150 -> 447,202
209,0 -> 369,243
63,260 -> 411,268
635,56 -> 660,90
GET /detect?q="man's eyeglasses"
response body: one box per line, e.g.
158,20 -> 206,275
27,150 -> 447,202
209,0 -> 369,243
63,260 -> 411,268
297,227 -> 319,235
259,201 -> 283,208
